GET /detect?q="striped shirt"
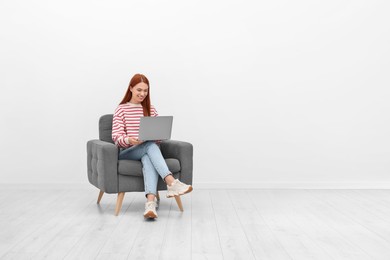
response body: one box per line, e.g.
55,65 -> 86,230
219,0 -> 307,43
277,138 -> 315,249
112,102 -> 158,148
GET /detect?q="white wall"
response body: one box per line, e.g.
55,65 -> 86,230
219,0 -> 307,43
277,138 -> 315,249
1,0 -> 389,188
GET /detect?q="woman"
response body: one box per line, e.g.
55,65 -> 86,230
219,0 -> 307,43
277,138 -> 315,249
112,73 -> 193,219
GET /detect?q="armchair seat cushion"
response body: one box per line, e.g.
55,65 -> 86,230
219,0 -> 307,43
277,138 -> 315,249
118,158 -> 181,177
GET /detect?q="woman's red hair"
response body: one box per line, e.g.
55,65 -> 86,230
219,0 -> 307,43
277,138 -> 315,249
119,74 -> 151,116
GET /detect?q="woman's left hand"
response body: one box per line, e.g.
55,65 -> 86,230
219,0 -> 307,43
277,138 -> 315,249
128,137 -> 143,146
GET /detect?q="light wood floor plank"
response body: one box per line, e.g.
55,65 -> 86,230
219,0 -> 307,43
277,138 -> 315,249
210,190 -> 256,260
0,189 -> 55,221
95,252 -> 129,260
307,190 -> 390,259
125,196 -> 173,259
252,190 -> 332,260
348,189 -> 390,214
8,190 -> 95,254
335,190 -> 390,239
30,190 -> 110,259
61,192 -> 137,259
0,189 -> 69,258
1,187 -> 390,259
0,189 -> 30,210
262,189 -> 372,259
96,191 -> 173,259
359,189 -> 390,204
229,190 -> 292,260
95,195 -> 146,257
191,190 -> 224,260
159,192 -> 192,260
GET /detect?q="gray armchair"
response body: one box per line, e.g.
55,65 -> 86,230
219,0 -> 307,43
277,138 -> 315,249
87,114 -> 193,215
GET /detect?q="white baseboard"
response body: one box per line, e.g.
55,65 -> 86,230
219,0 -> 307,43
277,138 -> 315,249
0,183 -> 90,190
1,182 -> 390,190
193,182 -> 390,189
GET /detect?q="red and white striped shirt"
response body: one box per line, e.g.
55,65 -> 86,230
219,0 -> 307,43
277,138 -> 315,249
112,102 -> 158,148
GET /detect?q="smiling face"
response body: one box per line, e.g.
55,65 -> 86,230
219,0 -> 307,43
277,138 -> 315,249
130,82 -> 149,104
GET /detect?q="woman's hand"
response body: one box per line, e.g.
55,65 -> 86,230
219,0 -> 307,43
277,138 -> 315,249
127,137 -> 143,146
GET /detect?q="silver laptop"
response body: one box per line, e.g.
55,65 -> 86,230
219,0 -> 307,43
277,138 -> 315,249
138,116 -> 173,141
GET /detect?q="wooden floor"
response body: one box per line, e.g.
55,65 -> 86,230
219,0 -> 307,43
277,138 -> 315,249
1,187 -> 390,259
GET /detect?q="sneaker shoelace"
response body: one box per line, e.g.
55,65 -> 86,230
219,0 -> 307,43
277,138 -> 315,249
174,180 -> 184,187
145,202 -> 156,211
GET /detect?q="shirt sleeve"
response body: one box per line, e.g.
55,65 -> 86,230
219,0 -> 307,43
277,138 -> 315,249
112,106 -> 131,148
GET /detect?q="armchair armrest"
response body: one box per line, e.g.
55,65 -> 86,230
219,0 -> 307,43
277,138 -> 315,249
87,139 -> 119,193
160,140 -> 193,185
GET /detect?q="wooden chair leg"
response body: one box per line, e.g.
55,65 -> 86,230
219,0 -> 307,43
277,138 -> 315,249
174,195 -> 184,212
115,192 -> 125,216
97,190 -> 104,204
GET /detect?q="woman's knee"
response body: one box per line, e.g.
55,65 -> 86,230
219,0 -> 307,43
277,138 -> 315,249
141,154 -> 152,164
144,141 -> 159,151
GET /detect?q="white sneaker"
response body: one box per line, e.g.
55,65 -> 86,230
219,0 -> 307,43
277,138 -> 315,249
144,201 -> 158,219
166,179 -> 193,198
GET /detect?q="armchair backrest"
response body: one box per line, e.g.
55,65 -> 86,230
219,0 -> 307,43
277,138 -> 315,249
99,114 -> 114,144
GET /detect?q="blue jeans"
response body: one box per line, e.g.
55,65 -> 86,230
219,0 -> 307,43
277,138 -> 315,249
119,141 -> 171,196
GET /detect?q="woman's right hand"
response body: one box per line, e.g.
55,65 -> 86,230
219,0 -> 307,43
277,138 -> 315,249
127,137 -> 143,146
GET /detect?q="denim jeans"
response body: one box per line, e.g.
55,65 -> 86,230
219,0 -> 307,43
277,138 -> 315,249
119,141 -> 171,196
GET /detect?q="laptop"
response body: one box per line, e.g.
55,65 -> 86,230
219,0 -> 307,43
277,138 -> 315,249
138,116 -> 173,141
